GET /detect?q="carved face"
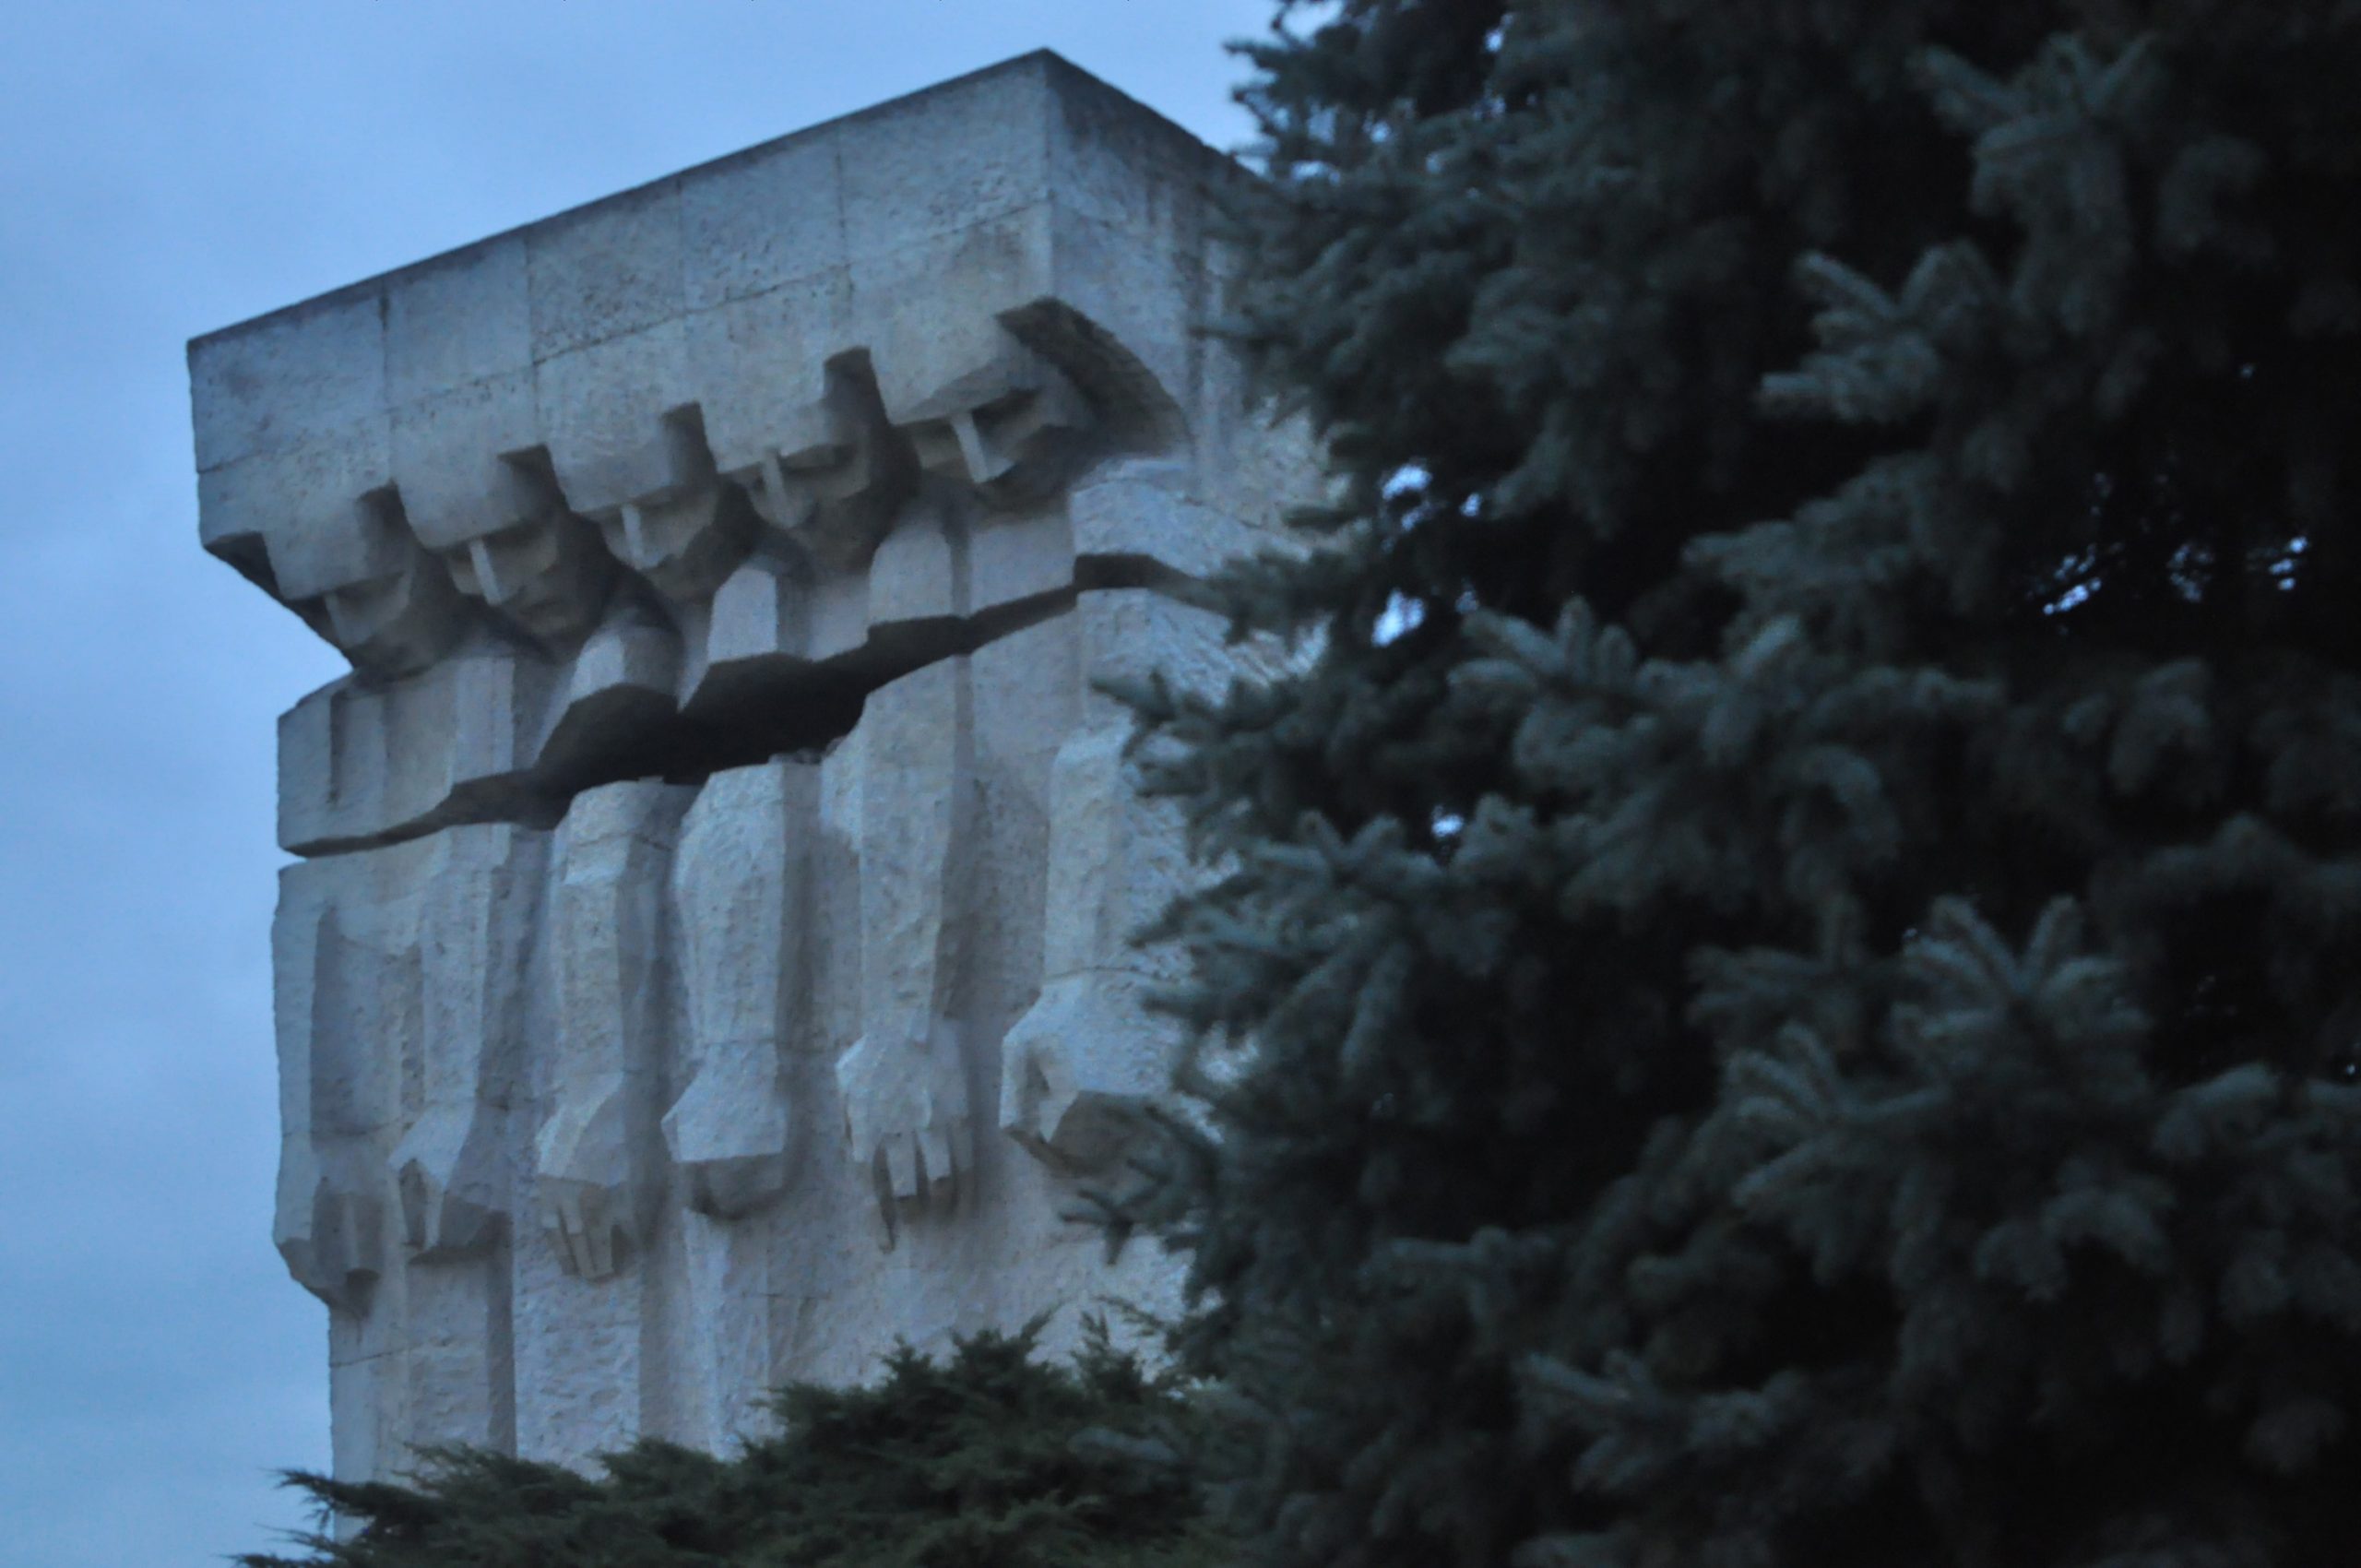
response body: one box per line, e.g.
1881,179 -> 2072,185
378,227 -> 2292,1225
439,511 -> 614,651
271,490 -> 467,681
906,378 -> 1092,509
596,484 -> 757,605
308,552 -> 468,679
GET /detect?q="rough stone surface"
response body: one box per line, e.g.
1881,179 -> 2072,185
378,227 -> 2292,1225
193,52 -> 1321,1482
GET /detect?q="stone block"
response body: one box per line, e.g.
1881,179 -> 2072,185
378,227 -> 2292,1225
681,129 -> 848,309
999,969 -> 1178,1172
852,209 -> 1056,428
273,840 -> 437,1310
599,481 -> 760,609
527,182 -> 686,360
536,320 -> 695,516
197,420 -> 396,599
190,289 -> 386,471
697,552 -> 814,699
799,572 -> 868,669
396,824 -> 545,1260
386,236 -> 533,407
402,1263 -> 515,1453
1068,459 -> 1262,581
681,271 -> 853,475
994,588 -> 1223,1172
452,513 -> 619,656
537,617 -> 684,790
201,427 -> 474,679
835,64 -> 1050,262
1042,59 -> 1231,244
276,647 -> 556,857
388,370 -> 542,549
1078,582 -> 1236,709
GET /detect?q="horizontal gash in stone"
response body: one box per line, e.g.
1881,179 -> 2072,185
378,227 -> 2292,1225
189,52 -> 1318,1487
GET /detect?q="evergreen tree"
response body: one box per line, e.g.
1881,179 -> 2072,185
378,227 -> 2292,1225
1110,4 -> 2361,1566
238,1321 -> 1220,1568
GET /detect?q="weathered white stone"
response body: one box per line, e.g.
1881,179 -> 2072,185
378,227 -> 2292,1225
199,431 -> 471,679
527,182 -> 686,361
201,53 -> 1324,1491
833,658 -> 977,1238
666,761 -> 812,1218
682,272 -> 850,474
865,497 -> 961,638
835,63 -> 1049,261
536,779 -> 691,1280
968,507 -> 1074,617
998,589 -> 1223,1170
664,762 -> 815,1447
1071,458 -> 1274,581
696,552 -> 815,701
273,850 -> 414,1313
402,1262 -> 514,1454
276,644 -> 555,856
277,827 -> 532,1485
191,288 -> 386,473
388,371 -> 542,549
397,825 -> 542,1259
682,130 -> 847,310
536,615 -> 684,788
538,321 -> 696,517
385,236 -> 533,407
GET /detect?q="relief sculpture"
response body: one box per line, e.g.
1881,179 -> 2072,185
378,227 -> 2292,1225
194,54 -> 1316,1480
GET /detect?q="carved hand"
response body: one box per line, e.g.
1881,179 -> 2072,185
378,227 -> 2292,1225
999,971 -> 1162,1173
275,1138 -> 386,1312
532,1076 -> 639,1279
392,1104 -> 504,1259
662,1058 -> 792,1219
836,1018 -> 972,1232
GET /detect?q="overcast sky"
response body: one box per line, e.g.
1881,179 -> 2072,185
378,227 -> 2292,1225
0,5 -> 1269,1562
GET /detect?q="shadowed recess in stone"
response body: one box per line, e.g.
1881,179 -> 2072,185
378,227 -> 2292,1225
535,578 -> 1087,809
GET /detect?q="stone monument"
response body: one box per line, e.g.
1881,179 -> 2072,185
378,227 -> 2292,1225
188,53 -> 1310,1483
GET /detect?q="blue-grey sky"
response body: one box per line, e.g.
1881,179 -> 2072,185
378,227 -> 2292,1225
0,6 -> 1267,1562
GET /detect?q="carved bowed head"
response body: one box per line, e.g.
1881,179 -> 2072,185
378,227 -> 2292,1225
409,449 -> 619,658
266,488 -> 470,682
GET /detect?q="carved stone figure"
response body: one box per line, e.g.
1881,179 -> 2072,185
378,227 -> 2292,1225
667,761 -> 808,1220
193,53 -> 1318,1484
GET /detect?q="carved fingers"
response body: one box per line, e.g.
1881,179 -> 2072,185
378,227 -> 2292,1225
392,1105 -> 504,1260
532,1079 -> 639,1278
539,1176 -> 628,1281
836,1020 -> 973,1242
998,972 -> 1163,1173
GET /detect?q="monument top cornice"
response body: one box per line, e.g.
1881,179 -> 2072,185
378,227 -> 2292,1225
187,49 -> 1305,860
186,51 -> 1241,351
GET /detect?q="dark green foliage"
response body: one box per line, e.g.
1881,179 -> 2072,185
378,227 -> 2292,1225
239,1320 -> 1221,1568
1109,3 -> 2361,1566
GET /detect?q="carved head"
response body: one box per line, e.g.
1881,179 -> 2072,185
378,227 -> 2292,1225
437,508 -> 615,652
597,482 -> 760,605
271,487 -> 468,681
719,360 -> 915,576
885,342 -> 1096,511
393,448 -> 618,655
